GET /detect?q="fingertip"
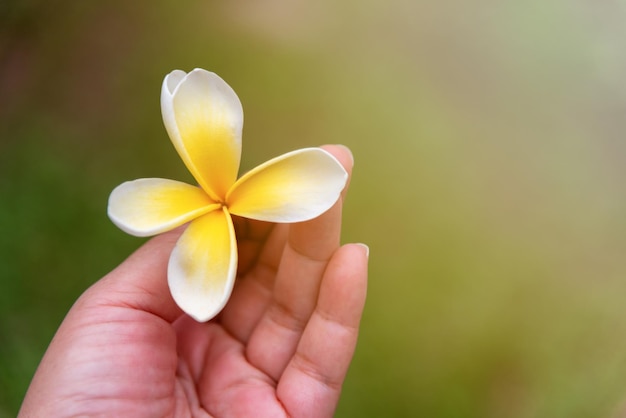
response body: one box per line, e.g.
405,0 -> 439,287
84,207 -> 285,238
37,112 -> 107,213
344,242 -> 369,294
338,243 -> 370,276
320,144 -> 354,173
353,243 -> 370,259
322,243 -> 369,319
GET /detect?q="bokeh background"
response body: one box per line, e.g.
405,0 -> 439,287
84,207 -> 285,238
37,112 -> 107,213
2,1 -> 626,416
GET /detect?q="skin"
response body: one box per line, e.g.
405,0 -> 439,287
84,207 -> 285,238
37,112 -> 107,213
19,145 -> 368,418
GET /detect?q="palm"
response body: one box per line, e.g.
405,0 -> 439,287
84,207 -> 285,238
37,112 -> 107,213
71,298 -> 293,417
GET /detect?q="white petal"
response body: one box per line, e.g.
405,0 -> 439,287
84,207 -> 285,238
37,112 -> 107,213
161,70 -> 192,174
226,148 -> 348,222
108,178 -> 219,237
168,207 -> 237,322
161,68 -> 243,200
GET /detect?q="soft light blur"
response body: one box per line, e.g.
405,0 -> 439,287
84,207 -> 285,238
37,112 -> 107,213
1,1 -> 626,416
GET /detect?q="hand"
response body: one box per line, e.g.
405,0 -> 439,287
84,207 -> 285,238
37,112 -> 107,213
19,145 -> 368,418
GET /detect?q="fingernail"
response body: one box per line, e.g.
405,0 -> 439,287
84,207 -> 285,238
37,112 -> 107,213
355,243 -> 369,259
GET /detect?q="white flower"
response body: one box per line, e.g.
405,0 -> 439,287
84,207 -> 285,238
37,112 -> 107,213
108,69 -> 347,321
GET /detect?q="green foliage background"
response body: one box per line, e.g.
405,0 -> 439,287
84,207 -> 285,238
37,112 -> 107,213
1,1 -> 626,416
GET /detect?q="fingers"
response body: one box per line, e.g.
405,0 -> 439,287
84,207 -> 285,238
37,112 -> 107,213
81,228 -> 185,323
219,223 -> 289,341
278,243 -> 369,418
243,145 -> 354,380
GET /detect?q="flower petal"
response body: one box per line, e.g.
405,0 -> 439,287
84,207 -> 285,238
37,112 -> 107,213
168,207 -> 237,322
226,148 -> 348,222
161,70 -> 191,167
161,68 -> 243,200
108,178 -> 219,237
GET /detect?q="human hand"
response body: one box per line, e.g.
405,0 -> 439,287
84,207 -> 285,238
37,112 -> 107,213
19,145 -> 368,418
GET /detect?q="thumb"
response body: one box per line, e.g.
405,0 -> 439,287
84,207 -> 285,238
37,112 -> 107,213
81,227 -> 185,323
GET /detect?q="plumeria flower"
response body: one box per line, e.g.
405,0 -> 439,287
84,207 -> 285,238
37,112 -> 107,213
107,68 -> 348,322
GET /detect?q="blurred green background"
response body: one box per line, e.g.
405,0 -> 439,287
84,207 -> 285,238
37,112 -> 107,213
1,1 -> 626,416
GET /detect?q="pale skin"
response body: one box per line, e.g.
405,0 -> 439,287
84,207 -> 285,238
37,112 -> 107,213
19,145 -> 368,418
